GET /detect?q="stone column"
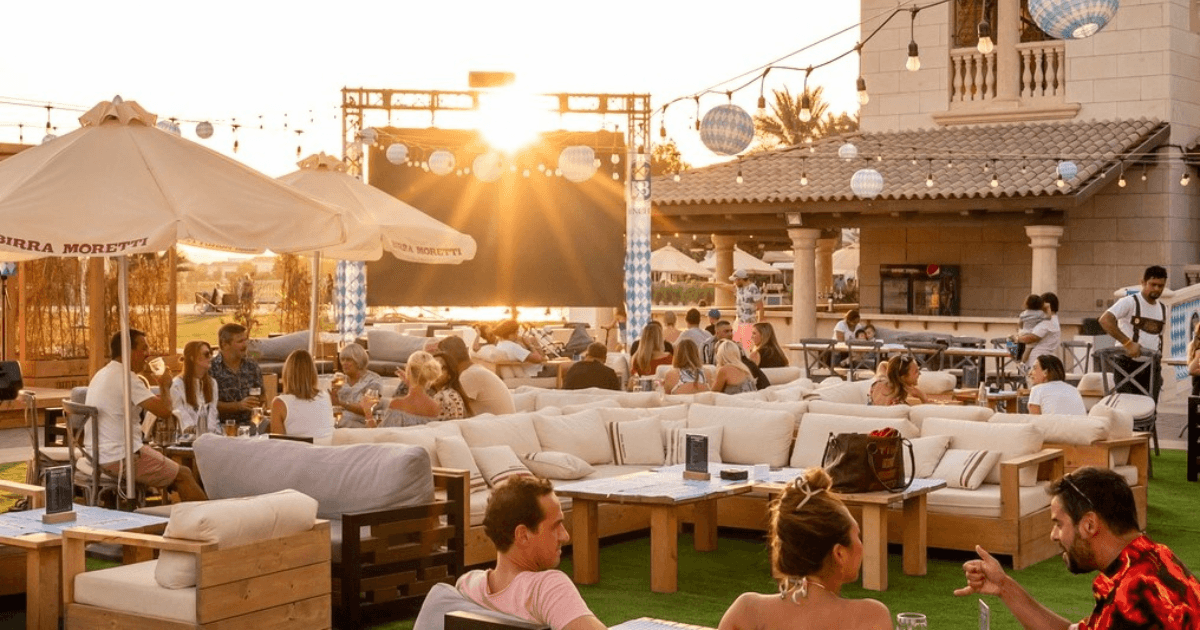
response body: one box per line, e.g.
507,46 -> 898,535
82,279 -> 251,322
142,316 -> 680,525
789,228 -> 821,340
816,238 -> 837,300
1025,225 -> 1064,295
996,0 -> 1020,102
712,235 -> 737,308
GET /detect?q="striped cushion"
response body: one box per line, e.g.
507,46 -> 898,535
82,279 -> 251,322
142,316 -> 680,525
932,449 -> 1000,489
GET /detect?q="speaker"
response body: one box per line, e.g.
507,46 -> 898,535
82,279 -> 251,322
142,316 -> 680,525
0,361 -> 23,401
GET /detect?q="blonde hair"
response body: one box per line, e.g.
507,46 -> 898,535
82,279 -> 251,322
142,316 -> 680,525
281,350 -> 319,400
406,351 -> 444,391
672,338 -> 702,371
715,339 -> 751,377
632,323 -> 665,375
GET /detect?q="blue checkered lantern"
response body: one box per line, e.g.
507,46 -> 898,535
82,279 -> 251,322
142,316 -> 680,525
559,146 -> 598,183
1057,160 -> 1078,180
1028,0 -> 1118,39
699,104 -> 754,156
850,168 -> 884,199
335,260 -> 367,345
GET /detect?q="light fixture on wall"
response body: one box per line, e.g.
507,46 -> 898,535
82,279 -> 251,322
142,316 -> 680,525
786,212 -> 803,227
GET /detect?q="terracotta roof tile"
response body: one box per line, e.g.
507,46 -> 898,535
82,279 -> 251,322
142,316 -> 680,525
653,119 -> 1166,206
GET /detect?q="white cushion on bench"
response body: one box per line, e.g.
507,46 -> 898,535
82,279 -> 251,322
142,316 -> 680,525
534,409 -> 613,465
459,413 -> 543,454
807,400 -> 910,419
790,413 -> 920,469
687,404 -> 793,466
908,404 -> 993,431
988,413 -> 1107,445
925,481 -> 1052,519
921,417 -> 1043,486
75,561 -> 196,623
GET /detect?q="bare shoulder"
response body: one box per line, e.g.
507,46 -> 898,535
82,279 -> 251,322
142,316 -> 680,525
718,592 -> 772,630
844,598 -> 892,630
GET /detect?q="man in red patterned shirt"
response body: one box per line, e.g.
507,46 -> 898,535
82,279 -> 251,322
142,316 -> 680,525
955,467 -> 1200,629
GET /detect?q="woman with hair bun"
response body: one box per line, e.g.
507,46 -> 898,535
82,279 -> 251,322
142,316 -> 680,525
718,468 -> 892,630
373,351 -> 442,427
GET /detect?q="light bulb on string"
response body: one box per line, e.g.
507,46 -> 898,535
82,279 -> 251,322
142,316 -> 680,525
735,166 -> 744,185
44,105 -> 52,134
294,129 -> 304,158
1182,167 -> 1191,187
1117,161 -> 1127,187
611,153 -> 620,165
856,76 -> 870,106
977,16 -> 994,54
926,160 -> 935,187
1141,166 -> 1148,181
231,123 -> 240,153
990,172 -> 999,188
694,97 -> 701,131
673,173 -> 681,182
906,8 -> 921,71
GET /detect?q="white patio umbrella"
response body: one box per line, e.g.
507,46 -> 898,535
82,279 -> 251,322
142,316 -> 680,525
651,244 -> 712,279
276,153 -> 478,351
0,97 -> 348,496
703,247 -> 782,275
833,243 -> 860,279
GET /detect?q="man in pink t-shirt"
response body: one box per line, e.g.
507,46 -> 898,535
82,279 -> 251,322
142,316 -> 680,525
456,476 -> 605,630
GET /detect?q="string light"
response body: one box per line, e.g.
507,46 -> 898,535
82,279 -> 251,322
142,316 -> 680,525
231,121 -> 240,153
1118,161 -> 1127,187
926,159 -> 934,187
1141,166 -> 1148,181
799,67 -> 814,123
977,0 -> 994,54
990,172 -> 999,188
906,8 -> 922,72
1182,166 -> 1191,187
735,166 -> 744,184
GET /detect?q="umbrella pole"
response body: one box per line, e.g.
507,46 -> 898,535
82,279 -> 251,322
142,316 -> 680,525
118,256 -> 135,499
309,253 -> 320,357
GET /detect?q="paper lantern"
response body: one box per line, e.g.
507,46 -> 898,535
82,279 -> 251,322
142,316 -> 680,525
559,146 -> 598,182
1057,160 -> 1078,180
1028,0 -> 1118,39
473,152 -> 504,182
41,134 -> 56,144
195,121 -> 214,139
385,143 -> 408,165
850,168 -> 884,199
359,127 -> 378,146
838,142 -> 859,161
699,104 -> 754,156
156,119 -> 181,136
428,150 -> 456,176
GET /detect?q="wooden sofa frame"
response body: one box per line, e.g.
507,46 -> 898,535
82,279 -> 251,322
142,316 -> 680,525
1045,432 -> 1151,530
334,467 -> 469,630
0,481 -> 45,597
62,521 -> 332,629
704,449 -> 1066,570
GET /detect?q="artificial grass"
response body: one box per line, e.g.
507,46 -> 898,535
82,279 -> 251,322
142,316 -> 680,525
373,449 -> 1198,630
0,462 -> 27,511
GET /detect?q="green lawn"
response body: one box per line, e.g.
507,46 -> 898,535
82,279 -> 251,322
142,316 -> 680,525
175,310 -> 289,348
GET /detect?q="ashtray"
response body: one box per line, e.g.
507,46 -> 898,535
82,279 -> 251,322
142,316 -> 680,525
719,468 -> 749,481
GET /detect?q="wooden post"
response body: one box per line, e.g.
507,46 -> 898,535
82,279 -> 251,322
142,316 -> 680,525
87,258 -> 106,377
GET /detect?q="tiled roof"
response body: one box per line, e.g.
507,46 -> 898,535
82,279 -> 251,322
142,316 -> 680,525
653,119 -> 1167,207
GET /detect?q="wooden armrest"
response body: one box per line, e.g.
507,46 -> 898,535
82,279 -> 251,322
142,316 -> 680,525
0,480 -> 45,499
62,526 -> 216,554
1096,434 -> 1152,448
999,449 -> 1063,521
1077,389 -> 1104,397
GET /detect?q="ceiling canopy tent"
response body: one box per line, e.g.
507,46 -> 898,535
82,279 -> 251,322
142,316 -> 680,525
651,244 -> 712,281
276,153 -> 478,345
0,97 -> 348,496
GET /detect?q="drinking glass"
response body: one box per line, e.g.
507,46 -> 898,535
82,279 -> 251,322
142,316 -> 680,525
256,410 -> 271,435
223,419 -> 237,437
236,425 -> 251,438
249,385 -> 262,399
332,405 -> 344,427
896,613 -> 928,630
148,357 -> 166,376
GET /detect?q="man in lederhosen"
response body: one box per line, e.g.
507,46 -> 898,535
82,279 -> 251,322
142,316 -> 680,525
1099,265 -> 1168,400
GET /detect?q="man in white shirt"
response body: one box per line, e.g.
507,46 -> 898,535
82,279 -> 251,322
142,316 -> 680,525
85,330 -> 206,502
1099,265 -> 1167,398
438,336 -> 515,416
676,308 -> 712,351
454,476 -> 605,630
490,320 -> 547,379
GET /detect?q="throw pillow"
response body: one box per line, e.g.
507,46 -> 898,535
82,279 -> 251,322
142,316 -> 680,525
608,416 -> 665,466
908,435 -> 951,478
665,424 -> 724,466
931,449 -> 1000,490
435,436 -> 487,493
470,445 -> 533,487
520,451 -> 595,480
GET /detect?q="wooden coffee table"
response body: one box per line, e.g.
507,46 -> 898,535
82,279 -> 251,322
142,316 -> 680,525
555,468 -> 753,593
0,506 -> 167,630
755,476 -> 946,591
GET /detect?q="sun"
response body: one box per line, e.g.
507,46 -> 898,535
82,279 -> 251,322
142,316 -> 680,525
476,88 -> 555,154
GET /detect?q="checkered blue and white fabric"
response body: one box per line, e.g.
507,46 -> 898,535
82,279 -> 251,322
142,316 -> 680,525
850,168 -> 884,199
699,104 -> 754,156
625,159 -> 652,348
1028,0 -> 1118,39
1169,298 -> 1200,380
336,260 -> 367,345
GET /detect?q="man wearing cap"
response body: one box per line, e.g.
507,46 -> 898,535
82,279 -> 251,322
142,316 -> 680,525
728,269 -> 764,352
704,308 -> 721,336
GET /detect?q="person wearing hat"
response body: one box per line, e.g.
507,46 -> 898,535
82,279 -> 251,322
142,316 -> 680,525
705,308 -> 721,336
728,269 -> 764,352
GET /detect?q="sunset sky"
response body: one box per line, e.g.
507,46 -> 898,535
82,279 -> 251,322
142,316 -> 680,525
4,1 -> 863,261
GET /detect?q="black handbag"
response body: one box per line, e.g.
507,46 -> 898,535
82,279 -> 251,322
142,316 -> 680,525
821,431 -> 914,493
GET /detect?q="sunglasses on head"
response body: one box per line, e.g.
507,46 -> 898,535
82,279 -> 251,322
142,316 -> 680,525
1061,473 -> 1094,513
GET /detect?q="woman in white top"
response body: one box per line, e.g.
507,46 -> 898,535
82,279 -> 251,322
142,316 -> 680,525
270,349 -> 334,444
1027,354 -> 1086,415
171,340 -> 220,435
833,309 -> 863,342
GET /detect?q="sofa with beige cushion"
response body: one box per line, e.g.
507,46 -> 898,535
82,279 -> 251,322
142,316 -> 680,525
333,378 -> 1147,570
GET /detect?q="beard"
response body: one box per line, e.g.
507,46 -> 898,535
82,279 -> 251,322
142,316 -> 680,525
1062,536 -> 1097,574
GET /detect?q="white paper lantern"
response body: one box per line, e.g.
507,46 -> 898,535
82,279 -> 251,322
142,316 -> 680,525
699,104 -> 754,156
850,168 -> 884,199
838,142 -> 859,161
559,146 -> 598,182
41,134 -> 56,144
156,119 -> 181,136
195,121 -> 214,139
428,150 -> 456,176
473,152 -> 505,182
1057,160 -> 1078,180
359,127 -> 378,146
386,143 -> 409,165
1028,0 -> 1118,39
